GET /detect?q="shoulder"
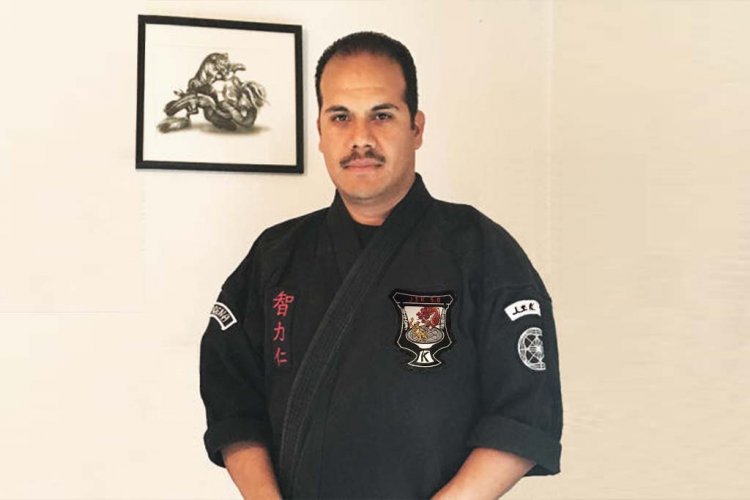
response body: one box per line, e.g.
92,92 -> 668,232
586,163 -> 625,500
428,199 -> 523,260
253,207 -> 328,256
225,207 -> 328,289
429,200 -> 549,296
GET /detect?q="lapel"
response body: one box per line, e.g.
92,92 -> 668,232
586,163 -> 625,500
325,173 -> 433,280
281,173 -> 435,497
325,192 -> 363,282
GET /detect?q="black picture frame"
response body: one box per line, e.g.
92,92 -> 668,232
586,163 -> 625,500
136,15 -> 303,174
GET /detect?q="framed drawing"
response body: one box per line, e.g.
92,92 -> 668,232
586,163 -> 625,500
136,15 -> 303,173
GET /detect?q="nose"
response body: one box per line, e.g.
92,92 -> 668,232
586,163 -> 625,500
348,118 -> 374,150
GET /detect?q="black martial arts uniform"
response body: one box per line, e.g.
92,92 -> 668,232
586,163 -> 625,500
200,175 -> 562,498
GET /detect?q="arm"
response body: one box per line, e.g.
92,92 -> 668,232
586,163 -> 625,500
432,448 -> 534,500
200,247 -> 277,489
222,441 -> 281,500
465,281 -> 562,478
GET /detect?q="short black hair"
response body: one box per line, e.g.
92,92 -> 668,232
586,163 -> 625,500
315,31 -> 419,123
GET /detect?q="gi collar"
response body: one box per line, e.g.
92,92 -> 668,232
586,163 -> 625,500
281,175 -> 435,492
326,173 -> 434,281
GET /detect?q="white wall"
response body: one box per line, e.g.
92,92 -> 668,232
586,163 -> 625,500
0,1 -> 747,498
550,2 -> 750,498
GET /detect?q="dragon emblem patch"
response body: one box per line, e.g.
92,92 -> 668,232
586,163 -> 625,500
392,291 -> 455,368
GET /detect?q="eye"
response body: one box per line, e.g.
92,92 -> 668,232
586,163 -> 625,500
373,112 -> 393,121
331,114 -> 349,122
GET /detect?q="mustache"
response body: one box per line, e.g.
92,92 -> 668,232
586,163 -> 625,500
339,149 -> 386,168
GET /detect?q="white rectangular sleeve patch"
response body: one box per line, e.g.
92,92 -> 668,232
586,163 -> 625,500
504,299 -> 541,321
210,302 -> 237,331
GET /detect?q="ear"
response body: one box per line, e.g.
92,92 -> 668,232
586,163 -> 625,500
412,110 -> 425,150
317,115 -> 322,152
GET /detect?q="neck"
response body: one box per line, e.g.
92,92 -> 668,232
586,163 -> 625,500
341,197 -> 401,226
340,175 -> 416,226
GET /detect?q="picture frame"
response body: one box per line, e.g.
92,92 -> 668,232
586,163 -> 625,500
136,15 -> 303,174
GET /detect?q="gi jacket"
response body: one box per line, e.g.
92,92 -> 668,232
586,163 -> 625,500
200,175 -> 562,498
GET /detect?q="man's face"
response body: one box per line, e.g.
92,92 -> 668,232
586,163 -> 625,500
318,53 -> 425,211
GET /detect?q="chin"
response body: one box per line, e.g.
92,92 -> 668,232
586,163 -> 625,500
336,176 -> 380,196
341,188 -> 384,203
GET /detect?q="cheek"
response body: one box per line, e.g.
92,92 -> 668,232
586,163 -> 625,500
319,137 -> 343,168
319,127 -> 343,151
386,135 -> 413,158
318,134 -> 334,156
379,128 -> 413,151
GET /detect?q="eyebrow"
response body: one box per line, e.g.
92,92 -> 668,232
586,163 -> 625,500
323,103 -> 401,114
372,103 -> 400,112
323,105 -> 349,114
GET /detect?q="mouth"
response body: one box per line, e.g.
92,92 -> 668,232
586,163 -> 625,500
340,150 -> 386,169
344,158 -> 382,169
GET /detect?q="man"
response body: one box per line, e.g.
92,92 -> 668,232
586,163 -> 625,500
200,32 -> 562,499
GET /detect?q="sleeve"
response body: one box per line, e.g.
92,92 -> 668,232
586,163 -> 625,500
199,256 -> 271,467
467,281 -> 563,475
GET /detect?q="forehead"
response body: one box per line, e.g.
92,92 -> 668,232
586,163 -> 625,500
319,53 -> 406,105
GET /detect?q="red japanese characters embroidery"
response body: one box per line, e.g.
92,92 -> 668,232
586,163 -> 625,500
273,321 -> 286,341
272,291 -> 295,317
273,346 -> 288,367
270,289 -> 295,370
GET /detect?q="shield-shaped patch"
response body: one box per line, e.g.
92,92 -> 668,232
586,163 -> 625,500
392,291 -> 455,368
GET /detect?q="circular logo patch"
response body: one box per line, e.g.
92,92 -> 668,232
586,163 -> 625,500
517,327 -> 546,371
